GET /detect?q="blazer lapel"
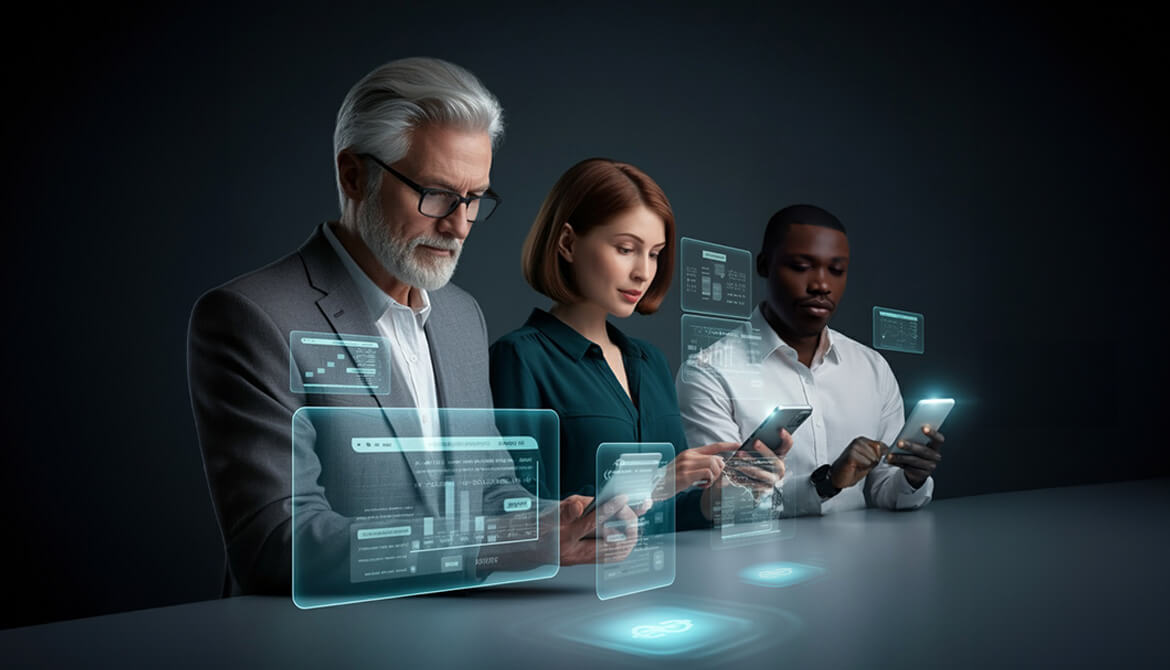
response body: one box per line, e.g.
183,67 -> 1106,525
299,225 -> 443,518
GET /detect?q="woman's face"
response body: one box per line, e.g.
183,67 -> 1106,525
561,206 -> 667,317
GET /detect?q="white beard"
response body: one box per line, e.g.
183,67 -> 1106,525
354,196 -> 462,291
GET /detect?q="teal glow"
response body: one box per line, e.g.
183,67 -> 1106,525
738,561 -> 825,588
348,436 -> 538,453
299,337 -> 380,348
556,606 -> 755,658
356,526 -> 411,540
504,498 -> 532,512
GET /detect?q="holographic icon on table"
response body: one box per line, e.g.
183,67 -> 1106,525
679,238 -> 753,319
631,619 -> 693,639
595,442 -> 676,600
738,561 -> 826,588
289,330 -> 392,395
291,407 -> 560,608
546,598 -> 795,659
872,306 -> 925,354
759,566 -> 793,578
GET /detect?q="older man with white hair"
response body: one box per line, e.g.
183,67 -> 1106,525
188,58 -> 616,597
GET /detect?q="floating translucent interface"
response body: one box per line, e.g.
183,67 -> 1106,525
680,238 -> 752,319
289,330 -> 392,395
291,407 -> 559,608
872,306 -> 925,354
679,314 -> 764,387
711,448 -> 793,550
595,443 -> 676,600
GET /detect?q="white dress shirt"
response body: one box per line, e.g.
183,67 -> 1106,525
324,223 -> 441,438
676,305 -> 932,516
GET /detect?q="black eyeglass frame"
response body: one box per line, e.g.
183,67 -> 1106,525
357,152 -> 502,222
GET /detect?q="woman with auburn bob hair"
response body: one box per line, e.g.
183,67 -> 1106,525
490,158 -> 793,531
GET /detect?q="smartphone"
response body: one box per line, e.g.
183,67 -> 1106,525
583,452 -> 663,516
889,398 -> 954,454
737,404 -> 813,454
718,405 -> 811,488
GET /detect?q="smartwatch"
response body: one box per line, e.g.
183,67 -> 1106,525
810,464 -> 840,500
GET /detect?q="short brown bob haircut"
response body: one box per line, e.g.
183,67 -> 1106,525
522,158 -> 676,314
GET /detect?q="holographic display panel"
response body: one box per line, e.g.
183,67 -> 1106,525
872,306 -> 925,354
679,238 -> 752,319
595,443 -> 675,600
679,314 -> 763,386
347,436 -> 540,583
292,407 -> 559,608
289,330 -> 392,395
711,447 -> 791,550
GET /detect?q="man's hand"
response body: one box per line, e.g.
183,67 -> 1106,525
829,437 -> 886,489
558,494 -> 639,566
701,429 -> 795,519
886,426 -> 944,488
654,442 -> 736,500
725,429 -> 795,490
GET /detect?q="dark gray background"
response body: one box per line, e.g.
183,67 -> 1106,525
3,1 -> 1165,629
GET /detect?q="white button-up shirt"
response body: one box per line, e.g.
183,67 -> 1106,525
676,306 -> 932,515
324,223 -> 440,438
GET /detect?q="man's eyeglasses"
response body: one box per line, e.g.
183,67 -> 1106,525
358,153 -> 501,223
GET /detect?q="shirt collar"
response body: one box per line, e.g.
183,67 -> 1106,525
524,308 -> 645,362
323,222 -> 431,325
751,304 -> 839,367
813,327 -> 838,367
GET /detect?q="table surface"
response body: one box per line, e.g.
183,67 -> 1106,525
4,478 -> 1168,669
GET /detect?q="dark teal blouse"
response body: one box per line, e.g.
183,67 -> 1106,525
489,308 -> 708,530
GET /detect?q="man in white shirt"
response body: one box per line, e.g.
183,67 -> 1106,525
677,204 -> 944,516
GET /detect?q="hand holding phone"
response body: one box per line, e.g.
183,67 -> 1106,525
736,405 -> 812,454
723,405 -> 810,493
888,399 -> 953,455
886,398 -> 952,488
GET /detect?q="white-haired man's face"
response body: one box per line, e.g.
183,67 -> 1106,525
354,125 -> 493,291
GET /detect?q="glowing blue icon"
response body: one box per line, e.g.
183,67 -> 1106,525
552,606 -> 757,657
739,561 -> 825,588
758,567 -> 793,579
631,619 -> 694,639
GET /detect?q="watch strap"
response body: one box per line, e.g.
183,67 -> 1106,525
811,464 -> 840,500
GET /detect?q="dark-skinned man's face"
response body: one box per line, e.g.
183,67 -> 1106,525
759,223 -> 850,338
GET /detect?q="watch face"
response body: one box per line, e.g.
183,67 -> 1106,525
812,465 -> 837,498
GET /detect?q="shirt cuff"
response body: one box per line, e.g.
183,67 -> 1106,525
893,470 -> 934,510
779,471 -> 825,517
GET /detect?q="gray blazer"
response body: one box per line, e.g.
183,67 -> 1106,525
187,224 -> 495,595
